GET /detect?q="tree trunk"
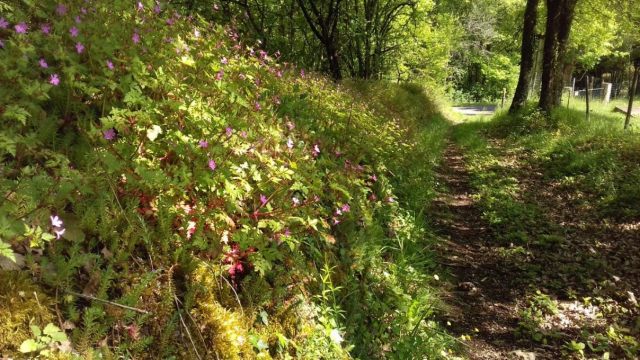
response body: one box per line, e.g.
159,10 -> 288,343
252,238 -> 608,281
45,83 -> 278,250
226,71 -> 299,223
510,0 -> 540,113
538,0 -> 579,112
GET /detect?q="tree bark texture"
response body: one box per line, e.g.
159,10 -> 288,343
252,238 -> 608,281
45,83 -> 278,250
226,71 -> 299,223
510,0 -> 540,113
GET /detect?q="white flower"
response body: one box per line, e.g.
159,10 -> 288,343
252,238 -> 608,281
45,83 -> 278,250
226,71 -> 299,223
329,329 -> 343,344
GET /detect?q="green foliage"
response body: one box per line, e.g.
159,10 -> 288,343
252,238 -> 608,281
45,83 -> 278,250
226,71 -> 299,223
20,323 -> 68,357
0,1 -> 457,358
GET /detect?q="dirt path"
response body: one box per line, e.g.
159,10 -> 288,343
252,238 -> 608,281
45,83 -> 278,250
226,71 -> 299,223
430,141 -> 534,359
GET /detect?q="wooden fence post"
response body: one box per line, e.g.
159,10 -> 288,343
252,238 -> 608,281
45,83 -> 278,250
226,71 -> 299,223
585,76 -> 590,121
624,67 -> 639,131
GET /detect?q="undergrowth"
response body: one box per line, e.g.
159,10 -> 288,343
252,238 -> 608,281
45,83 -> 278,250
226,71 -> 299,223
0,1 -> 456,358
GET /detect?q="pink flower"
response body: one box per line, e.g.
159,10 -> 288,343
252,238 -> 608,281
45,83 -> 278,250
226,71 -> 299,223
239,73 -> 246,80
50,215 -> 64,228
287,138 -> 294,149
107,60 -> 114,70
334,150 -> 341,156
82,7 -> 87,14
208,159 -> 216,171
154,4 -> 161,13
132,33 -> 140,43
336,208 -> 342,215
50,74 -> 60,85
76,42 -> 84,53
39,59 -> 48,68
388,197 -> 394,203
0,17 -> 8,29
277,71 -> 282,78
226,126 -> 232,135
55,228 -> 66,240
0,40 -> 4,48
56,4 -> 67,15
284,228 -> 290,236
314,195 -> 320,201
14,22 -> 28,34
70,26 -> 79,37
255,102 -> 261,111
41,24 -> 51,34
167,19 -> 174,26
214,3 -> 219,10
372,174 -> 377,182
260,194 -> 267,205
103,128 -> 116,140
333,218 -> 341,225
292,197 -> 300,205
221,57 -> 228,64
137,2 -> 143,11
75,16 -> 81,23
301,69 -> 305,78
241,131 -> 247,138
175,47 -> 180,54
370,194 -> 376,201
199,141 -> 208,148
342,204 -> 350,212
174,12 -> 181,19
217,69 -> 224,80
314,144 -> 320,153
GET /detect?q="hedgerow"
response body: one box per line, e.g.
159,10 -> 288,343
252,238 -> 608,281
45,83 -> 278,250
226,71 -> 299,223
0,1 -> 455,358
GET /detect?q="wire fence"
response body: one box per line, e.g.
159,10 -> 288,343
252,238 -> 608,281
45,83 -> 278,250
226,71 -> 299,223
527,74 -> 639,103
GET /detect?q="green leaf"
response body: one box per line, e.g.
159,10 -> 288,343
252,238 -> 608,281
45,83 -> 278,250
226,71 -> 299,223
147,125 -> 163,141
19,339 -> 40,353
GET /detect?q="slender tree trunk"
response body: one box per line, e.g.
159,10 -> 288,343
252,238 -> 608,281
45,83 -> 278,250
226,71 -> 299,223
539,0 -> 579,112
510,0 -> 540,113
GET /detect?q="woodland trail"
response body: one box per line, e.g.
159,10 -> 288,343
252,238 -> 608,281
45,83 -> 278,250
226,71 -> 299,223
430,123 -> 640,360
431,141 -> 528,359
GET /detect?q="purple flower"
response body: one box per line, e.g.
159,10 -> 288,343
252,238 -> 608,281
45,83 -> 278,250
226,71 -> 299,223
284,228 -> 290,236
217,69 -> 224,80
55,228 -> 66,240
50,215 -> 64,228
57,4 -> 67,15
335,150 -> 341,156
165,37 -> 173,43
184,45 -> 189,52
75,16 -> 81,23
255,102 -> 261,111
226,126 -> 232,135
132,33 -> 140,43
15,22 -> 28,34
277,71 -> 282,78
208,159 -> 216,171
155,4 -> 161,13
301,69 -> 305,78
70,26 -> 79,37
241,131 -> 247,138
288,122 -> 295,130
370,194 -> 376,201
221,57 -> 228,64
0,17 -> 8,29
137,2 -> 143,11
372,174 -> 377,182
287,139 -> 294,149
39,59 -> 48,68
107,60 -> 114,70
50,74 -> 60,85
76,42 -> 84,53
103,128 -> 116,140
260,194 -> 267,205
82,7 -> 87,14
175,47 -> 180,54
239,73 -> 246,80
199,141 -> 208,148
342,204 -> 350,212
214,3 -> 219,10
174,12 -> 181,19
41,24 -> 51,34
0,40 -> 4,49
